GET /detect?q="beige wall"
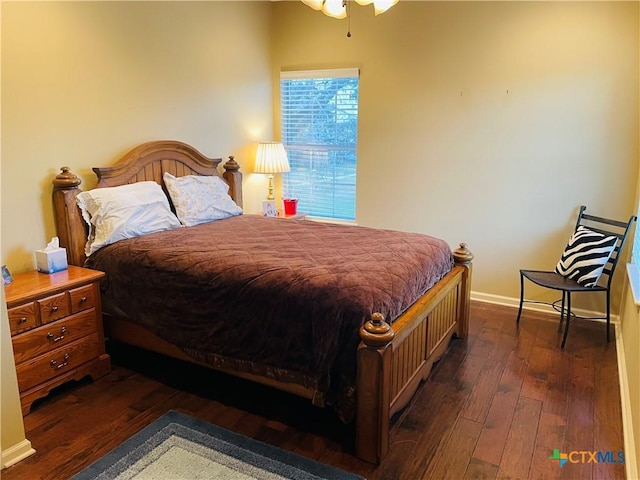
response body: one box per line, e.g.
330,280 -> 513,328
1,1 -> 273,274
273,1 -> 639,309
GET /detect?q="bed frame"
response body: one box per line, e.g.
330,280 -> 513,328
51,140 -> 473,464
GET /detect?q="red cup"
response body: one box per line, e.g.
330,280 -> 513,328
283,198 -> 298,215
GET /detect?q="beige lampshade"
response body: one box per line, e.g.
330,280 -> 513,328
254,142 -> 290,174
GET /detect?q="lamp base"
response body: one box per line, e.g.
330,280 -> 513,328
266,174 -> 275,200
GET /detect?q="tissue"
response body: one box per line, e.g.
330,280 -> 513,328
35,237 -> 68,273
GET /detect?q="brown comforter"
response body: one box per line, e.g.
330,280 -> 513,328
86,215 -> 453,418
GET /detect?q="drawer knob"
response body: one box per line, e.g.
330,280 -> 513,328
50,353 -> 70,369
18,317 -> 27,324
80,296 -> 87,303
46,326 -> 67,343
51,306 -> 59,313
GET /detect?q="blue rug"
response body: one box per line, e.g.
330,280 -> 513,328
71,410 -> 365,479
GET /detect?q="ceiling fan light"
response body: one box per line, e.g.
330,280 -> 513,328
322,0 -> 347,19
373,0 -> 399,15
301,0 -> 324,11
300,0 -> 397,20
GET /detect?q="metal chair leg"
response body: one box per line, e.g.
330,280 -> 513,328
561,292 -> 571,349
516,271 -> 525,324
606,290 -> 611,342
558,291 -> 566,331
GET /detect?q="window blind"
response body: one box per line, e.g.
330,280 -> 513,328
280,69 -> 359,221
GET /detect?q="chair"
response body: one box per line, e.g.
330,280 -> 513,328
516,205 -> 636,348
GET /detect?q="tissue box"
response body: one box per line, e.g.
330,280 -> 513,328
35,247 -> 68,273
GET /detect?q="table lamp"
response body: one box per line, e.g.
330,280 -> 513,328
254,142 -> 290,200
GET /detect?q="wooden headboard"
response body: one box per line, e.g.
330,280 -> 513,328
52,140 -> 243,267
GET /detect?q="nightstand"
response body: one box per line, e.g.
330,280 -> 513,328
5,265 -> 111,415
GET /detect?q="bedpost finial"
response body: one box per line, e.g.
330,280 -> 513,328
223,156 -> 240,172
53,166 -> 81,190
359,313 -> 395,347
371,312 -> 385,324
453,242 -> 473,265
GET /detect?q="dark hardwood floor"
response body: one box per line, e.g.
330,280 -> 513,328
2,302 -> 625,480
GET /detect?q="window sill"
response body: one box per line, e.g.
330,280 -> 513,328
626,263 -> 640,306
307,216 -> 358,226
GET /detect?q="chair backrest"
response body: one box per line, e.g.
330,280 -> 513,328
574,205 -> 637,286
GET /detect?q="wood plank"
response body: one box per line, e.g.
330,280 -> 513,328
529,344 -> 571,480
528,411 -> 567,480
593,344 -> 625,480
471,351 -> 524,466
460,340 -> 510,423
464,458 -> 499,479
423,417 -> 482,479
564,345 -> 596,480
520,344 -> 554,402
497,396 -> 542,479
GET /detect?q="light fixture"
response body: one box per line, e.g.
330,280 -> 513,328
301,0 -> 398,19
254,142 -> 290,200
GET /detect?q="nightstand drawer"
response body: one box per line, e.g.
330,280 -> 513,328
16,332 -> 101,392
70,284 -> 97,314
38,291 -> 70,325
12,309 -> 98,364
8,302 -> 37,335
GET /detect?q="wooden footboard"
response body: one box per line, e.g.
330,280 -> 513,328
356,244 -> 473,464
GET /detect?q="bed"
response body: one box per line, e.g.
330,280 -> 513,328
51,140 -> 473,464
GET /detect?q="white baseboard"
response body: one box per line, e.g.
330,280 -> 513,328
470,291 -> 620,324
1,439 -> 35,469
615,325 -> 639,480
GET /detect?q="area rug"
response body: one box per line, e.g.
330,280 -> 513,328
71,410 -> 365,480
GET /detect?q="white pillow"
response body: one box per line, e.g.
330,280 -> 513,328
163,173 -> 243,227
76,181 -> 181,256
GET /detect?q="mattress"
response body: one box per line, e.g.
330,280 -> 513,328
86,214 -> 453,417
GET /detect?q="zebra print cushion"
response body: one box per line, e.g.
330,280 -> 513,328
555,225 -> 618,287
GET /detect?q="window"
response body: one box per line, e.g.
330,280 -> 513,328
628,201 -> 640,304
280,69 -> 359,221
